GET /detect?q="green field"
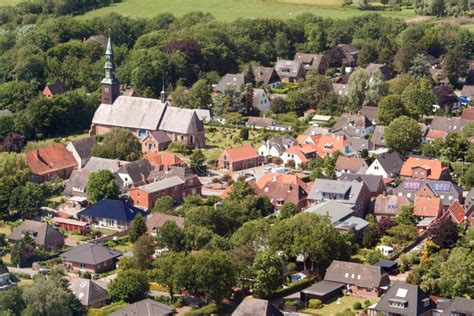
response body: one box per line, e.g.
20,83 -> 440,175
79,0 -> 417,21
0,0 -> 21,5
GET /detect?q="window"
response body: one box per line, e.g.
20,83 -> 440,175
374,166 -> 379,170
407,193 -> 412,198
190,135 -> 194,144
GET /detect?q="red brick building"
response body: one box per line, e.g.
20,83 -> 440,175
25,144 -> 78,183
218,145 -> 260,171
61,244 -> 121,274
400,157 -> 451,181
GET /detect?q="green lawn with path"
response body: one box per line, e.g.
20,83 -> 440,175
302,295 -> 378,315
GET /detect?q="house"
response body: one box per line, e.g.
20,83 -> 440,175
78,199 -> 147,230
254,173 -> 309,210
63,170 -> 90,198
194,109 -> 212,123
129,167 -> 202,209
252,66 -> 280,87
258,134 -> 297,157
281,144 -> 318,168
274,59 -> 306,83
144,152 -> 186,171
443,201 -> 473,226
314,134 -> 351,157
62,243 -> 121,274
433,85 -> 459,113
69,278 -> 109,307
304,108 -> 316,118
246,117 -> 274,129
0,263 -> 14,290
110,298 -> 175,316
147,213 -> 185,235
90,38 -> 205,148
232,297 -> 283,316
414,196 -> 443,228
337,43 -> 359,66
294,53 -> 328,74
297,134 -> 321,146
218,145 -> 260,171
25,144 -> 78,183
52,217 -> 91,234
439,297 -> 474,316
335,156 -> 368,176
305,201 -> 369,234
400,157 -> 451,181
460,84 -> 474,104
116,159 -> 155,189
369,282 -> 435,316
83,157 -> 128,174
253,88 -> 271,112
431,67 -> 450,86
359,106 -> 378,125
66,136 -> 97,169
365,63 -> 393,80
339,173 -> 386,198
426,54 -> 440,68
374,260 -> 398,275
8,220 -> 65,248
311,114 -> 333,126
365,151 -> 403,179
304,125 -> 331,136
120,84 -> 140,97
308,179 -> 371,217
346,136 -> 373,155
371,126 -> 386,149
374,194 -> 410,220
332,83 -> 348,96
393,180 -> 463,209
213,73 -> 245,93
42,83 -> 67,98
466,188 -> 474,208
141,130 -> 172,153
332,114 -> 374,138
426,116 -> 469,141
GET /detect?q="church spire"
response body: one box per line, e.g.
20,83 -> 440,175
160,81 -> 166,103
101,33 -> 120,105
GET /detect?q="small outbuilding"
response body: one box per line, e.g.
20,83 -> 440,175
301,280 -> 345,304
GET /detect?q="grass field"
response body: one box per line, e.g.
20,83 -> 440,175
0,0 -> 21,5
302,296 -> 378,315
78,0 -> 417,21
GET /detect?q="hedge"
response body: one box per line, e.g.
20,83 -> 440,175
265,277 -> 315,300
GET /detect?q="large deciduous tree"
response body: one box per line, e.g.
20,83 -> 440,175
109,269 -> 150,303
86,169 -> 119,203
384,116 -> 422,153
377,95 -> 406,125
92,129 -> 141,161
251,249 -> 283,298
129,213 -> 147,243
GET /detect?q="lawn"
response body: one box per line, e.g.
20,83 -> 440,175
79,0 -> 417,21
0,0 -> 22,5
302,295 -> 379,315
24,133 -> 90,151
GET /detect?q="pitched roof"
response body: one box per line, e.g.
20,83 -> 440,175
63,170 -> 90,197
414,196 -> 443,218
45,82 -> 67,95
134,176 -> 185,194
69,278 -> 109,306
83,157 -> 128,173
110,298 -> 175,316
256,172 -> 306,190
294,53 -> 325,70
426,129 -> 447,140
332,83 -> 348,96
346,135 -> 372,152
285,145 -> 311,163
339,173 -> 384,194
375,151 -> 404,176
78,199 -> 146,221
429,116 -> 469,134
262,134 -> 297,155
374,282 -> 435,315
324,260 -> 390,288
92,96 -> 167,130
246,117 -> 274,128
8,220 -> 65,247
461,106 -> 474,120
214,74 -> 245,92
335,156 -> 366,172
445,201 -> 467,224
371,126 -> 385,147
359,106 -> 378,123
25,144 -> 78,176
232,297 -> 283,316
314,134 -> 348,157
158,106 -> 204,134
441,297 -> 474,315
69,136 -> 97,161
222,145 -> 258,162
400,157 -> 448,180
305,201 -> 354,223
145,152 -> 185,170
365,63 -> 393,79
374,194 -> 411,217
147,213 -> 185,232
308,179 -> 365,205
332,114 -> 373,137
252,66 -> 280,86
146,130 -> 172,144
117,159 -> 154,185
61,243 -> 121,265
256,181 -> 307,208
275,59 -> 304,78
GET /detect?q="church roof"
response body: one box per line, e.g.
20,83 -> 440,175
158,106 -> 204,134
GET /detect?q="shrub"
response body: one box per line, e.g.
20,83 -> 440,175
353,302 -> 362,310
283,299 -> 303,307
308,299 -> 322,309
364,299 -> 372,307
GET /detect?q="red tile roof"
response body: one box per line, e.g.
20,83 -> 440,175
335,156 -> 366,172
315,134 -> 348,157
400,157 -> 448,180
426,129 -> 447,140
256,172 -> 306,190
297,134 -> 320,145
414,196 -> 443,218
25,144 -> 77,176
145,152 -> 185,170
221,145 -> 258,162
445,201 -> 467,224
286,146 -> 310,163
461,107 -> 474,120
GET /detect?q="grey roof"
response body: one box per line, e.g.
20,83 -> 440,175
110,298 -> 175,316
430,116 -> 469,133
461,84 -> 474,98
466,188 -> 474,207
294,53 -> 325,70
336,216 -> 369,231
393,179 -> 463,206
92,96 -> 167,130
332,83 -> 348,96
232,297 -> 283,316
158,106 -> 204,134
264,134 -> 297,155
371,126 -> 386,147
324,260 -> 390,289
339,173 -> 384,194
304,126 -> 330,136
365,63 -> 393,80
148,130 -> 172,144
117,159 -> 154,185
253,66 -> 280,86
247,117 -> 274,128
305,201 -> 355,223
332,114 -> 373,137
275,59 -> 304,78
302,280 -> 345,296
8,220 -> 65,247
83,157 -> 128,173
308,179 -> 365,205
137,176 -> 184,194
69,278 -> 109,306
374,282 -> 435,315
63,170 -> 90,197
214,74 -> 245,92
69,136 -> 97,161
346,135 -> 372,152
441,297 -> 474,315
359,106 -> 378,123
0,109 -> 12,117
194,109 -> 212,123
375,151 -> 403,176
61,243 -> 121,265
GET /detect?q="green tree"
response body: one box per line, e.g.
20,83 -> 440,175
396,205 -> 417,226
86,170 -> 119,203
443,47 -> 468,85
279,203 -> 299,219
461,163 -> 474,190
401,78 -> 435,119
151,252 -> 185,301
11,232 -> 37,267
251,249 -> 283,298
347,68 -> 369,110
133,234 -> 155,270
109,269 -> 150,303
0,286 -> 25,315
0,152 -> 31,216
188,80 -> 212,109
92,129 -> 141,161
213,85 -> 245,115
384,116 -> 422,153
365,69 -> 388,106
152,196 -> 175,213
438,247 -> 473,298
240,127 -> 250,140
156,221 -> 185,252
9,182 -> 46,219
377,95 -> 407,125
129,213 -> 147,243
409,54 -> 430,79
275,32 -> 292,59
228,180 -> 255,201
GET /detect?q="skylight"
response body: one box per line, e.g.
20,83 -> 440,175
396,288 -> 408,298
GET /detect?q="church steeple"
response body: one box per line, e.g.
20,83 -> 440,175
160,82 -> 166,103
101,34 -> 120,105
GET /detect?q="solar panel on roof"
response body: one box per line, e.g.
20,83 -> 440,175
432,183 -> 451,191
403,182 -> 421,190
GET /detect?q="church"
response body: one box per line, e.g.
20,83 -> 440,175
90,37 -> 206,149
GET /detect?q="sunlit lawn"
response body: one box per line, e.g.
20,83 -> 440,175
24,133 -> 89,151
302,295 -> 378,315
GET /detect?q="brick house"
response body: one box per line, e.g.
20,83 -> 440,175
218,145 -> 260,171
42,82 -> 67,98
25,144 -> 78,183
141,130 -> 172,153
8,220 -> 65,248
144,152 -> 186,171
274,59 -> 306,83
61,243 -> 121,274
400,157 -> 451,181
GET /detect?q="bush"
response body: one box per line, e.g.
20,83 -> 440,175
364,299 -> 372,307
283,299 -> 303,307
353,302 -> 362,310
185,304 -> 218,315
168,142 -> 191,155
266,277 -> 314,300
308,299 -> 322,309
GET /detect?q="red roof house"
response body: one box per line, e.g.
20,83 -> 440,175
218,145 -> 260,171
42,83 -> 67,98
25,144 -> 78,183
144,152 -> 186,171
414,196 -> 443,219
444,201 -> 473,225
400,157 -> 451,181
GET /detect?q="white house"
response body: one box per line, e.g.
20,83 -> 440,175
365,151 -> 404,179
258,135 -> 297,157
253,88 -> 271,112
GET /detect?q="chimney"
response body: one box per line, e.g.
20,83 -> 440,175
116,160 -> 121,168
140,173 -> 146,184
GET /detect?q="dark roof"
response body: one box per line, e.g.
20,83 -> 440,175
365,63 -> 393,80
441,297 -> 474,315
148,130 -> 172,144
62,243 -> 121,265
371,126 -> 386,147
332,114 -> 373,137
118,159 -> 154,185
110,298 -> 175,316
69,278 -> 109,306
63,170 -> 90,197
8,220 -> 65,247
374,260 -> 397,269
374,282 -> 436,315
359,106 -> 378,123
324,260 -> 390,289
214,74 -> 245,92
70,136 -> 97,161
232,297 -> 283,316
46,83 -> 67,95
78,199 -> 146,222
302,280 -> 345,296
430,116 -> 469,134
252,66 -> 280,86
339,173 -> 384,194
376,151 -> 404,176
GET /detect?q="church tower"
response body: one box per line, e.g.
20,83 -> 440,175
101,36 -> 120,104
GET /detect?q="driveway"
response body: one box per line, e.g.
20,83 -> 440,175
8,266 -> 38,277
